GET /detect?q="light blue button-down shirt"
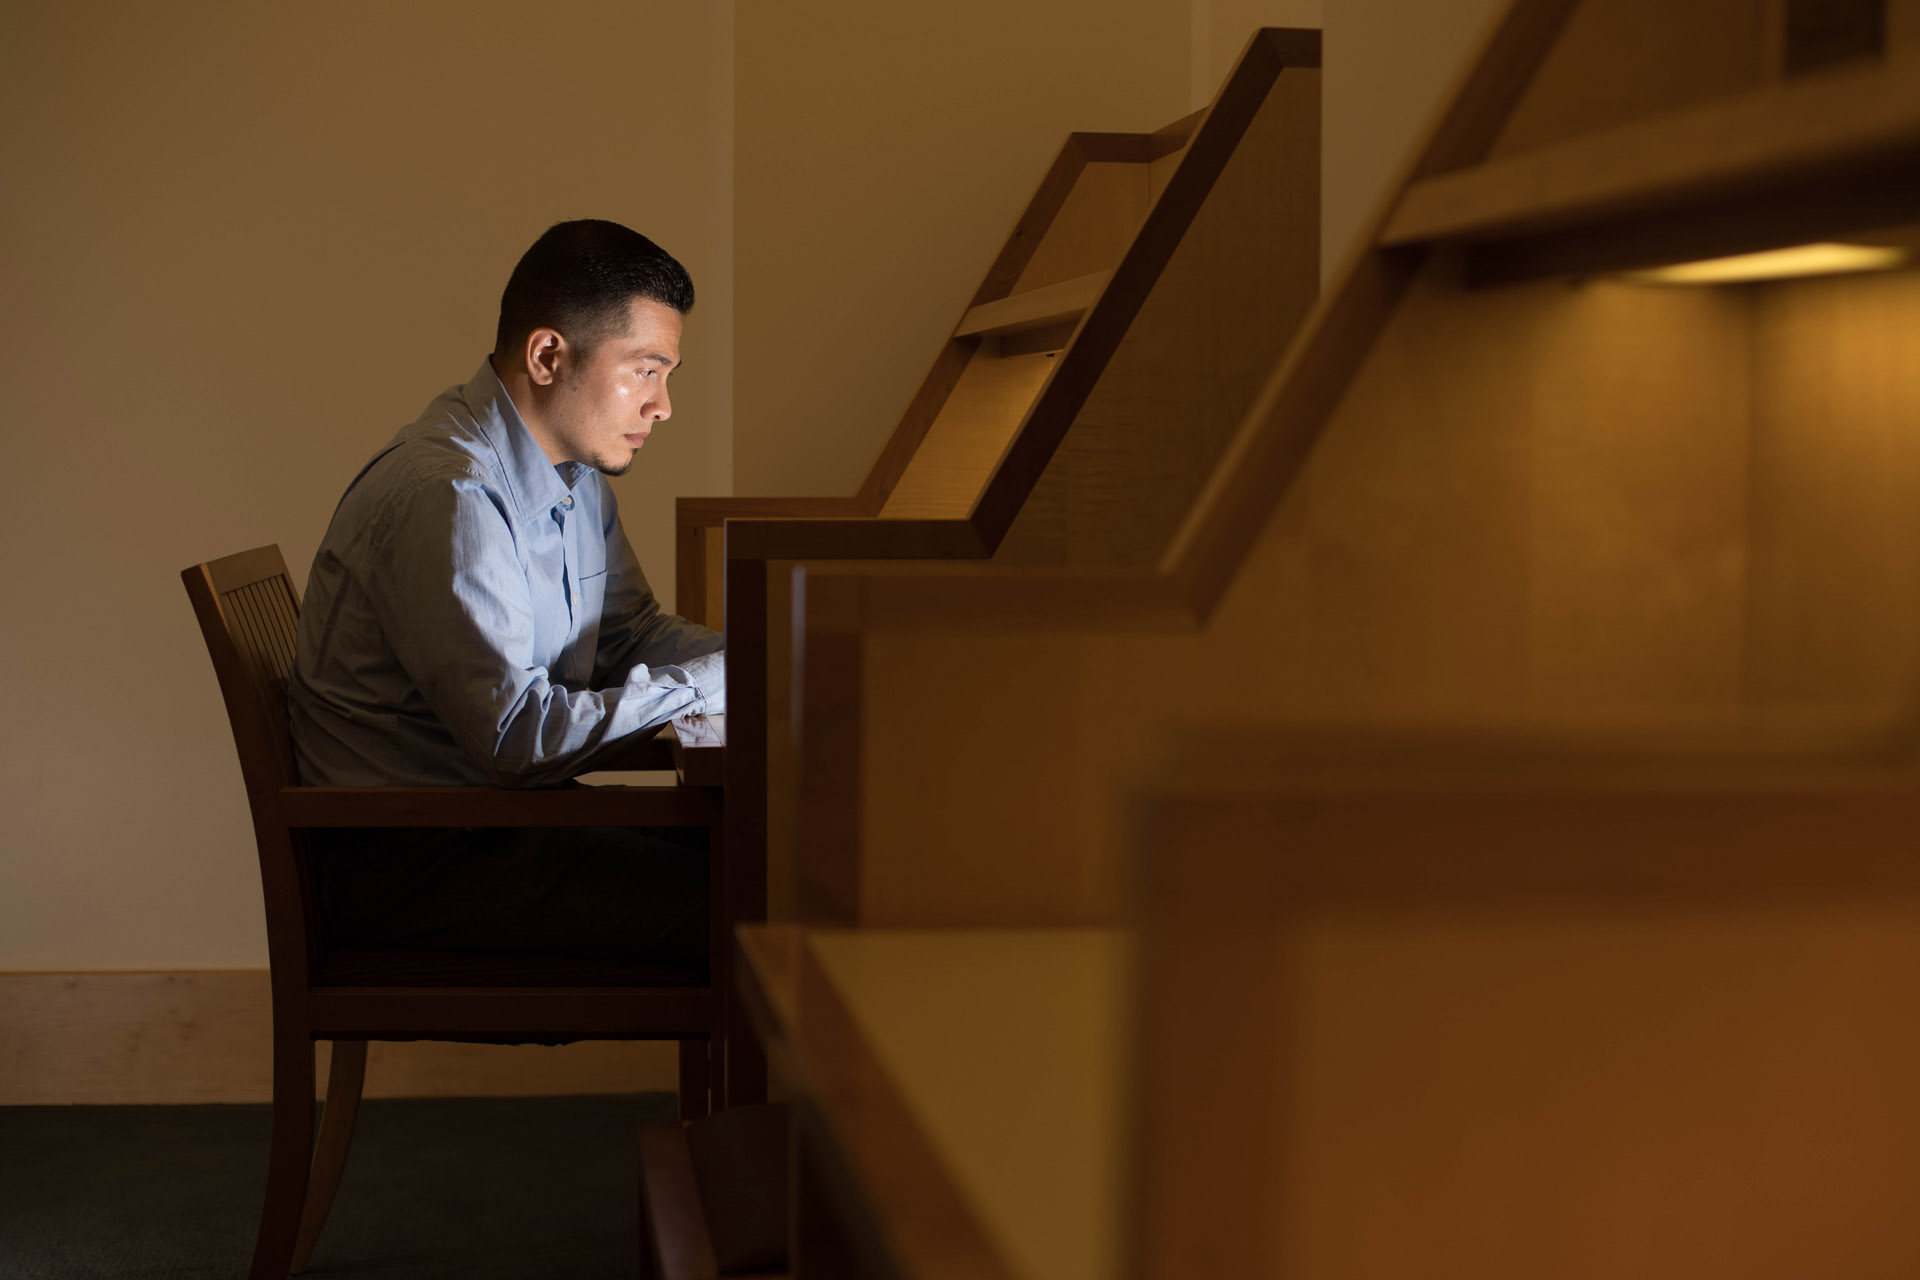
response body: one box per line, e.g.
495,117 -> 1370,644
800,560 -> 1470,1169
290,359 -> 724,788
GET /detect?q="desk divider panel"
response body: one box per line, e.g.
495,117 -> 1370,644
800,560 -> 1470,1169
675,101 -> 1214,629
782,0 -> 1920,931
718,29 -> 1323,924
754,6 -> 1920,1278
1132,733 -> 1920,1277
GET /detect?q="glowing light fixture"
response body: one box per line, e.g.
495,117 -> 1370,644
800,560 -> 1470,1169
1624,242 -> 1909,285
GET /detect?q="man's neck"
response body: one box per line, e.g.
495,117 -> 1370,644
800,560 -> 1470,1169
489,354 -> 567,468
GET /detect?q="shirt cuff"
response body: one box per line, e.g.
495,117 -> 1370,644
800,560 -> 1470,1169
677,649 -> 727,717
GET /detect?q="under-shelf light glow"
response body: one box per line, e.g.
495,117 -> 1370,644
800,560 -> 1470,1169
1624,242 -> 1909,285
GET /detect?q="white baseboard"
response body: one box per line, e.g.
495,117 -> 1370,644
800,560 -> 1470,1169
0,971 -> 679,1105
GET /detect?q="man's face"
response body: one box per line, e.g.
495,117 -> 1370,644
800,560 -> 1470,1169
542,296 -> 683,477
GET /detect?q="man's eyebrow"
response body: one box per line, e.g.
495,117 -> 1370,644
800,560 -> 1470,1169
635,350 -> 681,370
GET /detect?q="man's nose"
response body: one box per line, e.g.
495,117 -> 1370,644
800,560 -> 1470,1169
649,386 -> 672,422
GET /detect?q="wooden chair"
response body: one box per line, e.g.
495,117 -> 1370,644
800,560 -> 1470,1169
182,544 -> 739,1280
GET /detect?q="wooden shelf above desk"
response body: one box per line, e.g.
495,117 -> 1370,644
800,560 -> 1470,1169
1383,58 -> 1920,283
952,271 -> 1110,354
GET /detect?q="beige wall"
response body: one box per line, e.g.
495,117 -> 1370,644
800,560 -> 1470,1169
731,0 -> 1191,497
1192,0 -> 1327,108
0,0 -> 1503,980
0,1 -> 733,969
1323,0 -> 1507,274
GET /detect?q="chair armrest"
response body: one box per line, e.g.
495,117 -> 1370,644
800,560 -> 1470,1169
279,785 -> 716,828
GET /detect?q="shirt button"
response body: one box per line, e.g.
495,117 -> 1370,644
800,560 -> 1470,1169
560,495 -> 575,510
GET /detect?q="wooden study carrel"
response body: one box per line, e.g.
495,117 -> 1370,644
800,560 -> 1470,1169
677,29 -> 1324,957
749,0 -> 1920,1276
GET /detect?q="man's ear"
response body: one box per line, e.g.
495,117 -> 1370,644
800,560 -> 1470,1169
524,328 -> 567,387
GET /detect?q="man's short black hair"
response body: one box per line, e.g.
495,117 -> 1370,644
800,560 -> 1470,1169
493,219 -> 695,359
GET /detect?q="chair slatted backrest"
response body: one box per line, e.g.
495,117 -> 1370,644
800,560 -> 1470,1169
183,544 -> 316,976
185,545 -> 302,788
224,576 -> 301,771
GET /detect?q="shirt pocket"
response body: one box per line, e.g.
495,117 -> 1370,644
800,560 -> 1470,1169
566,541 -> 609,684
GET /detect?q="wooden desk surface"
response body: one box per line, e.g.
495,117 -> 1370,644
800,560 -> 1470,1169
742,926 -> 1132,1280
665,713 -> 725,787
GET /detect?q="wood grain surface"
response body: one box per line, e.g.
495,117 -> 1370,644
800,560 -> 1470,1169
1134,740 -> 1920,1278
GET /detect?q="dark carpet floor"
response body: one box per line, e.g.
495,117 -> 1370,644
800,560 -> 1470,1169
0,1093 -> 674,1280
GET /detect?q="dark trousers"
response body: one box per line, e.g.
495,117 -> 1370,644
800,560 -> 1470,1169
310,826 -> 709,968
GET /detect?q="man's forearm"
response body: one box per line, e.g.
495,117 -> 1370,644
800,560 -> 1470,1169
482,651 -> 723,787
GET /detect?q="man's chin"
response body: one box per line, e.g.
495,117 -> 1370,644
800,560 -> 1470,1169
595,452 -> 635,478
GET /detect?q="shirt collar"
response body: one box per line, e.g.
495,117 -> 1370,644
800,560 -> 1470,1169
460,358 -> 594,527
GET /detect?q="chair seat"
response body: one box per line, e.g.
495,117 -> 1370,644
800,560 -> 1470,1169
313,944 -> 707,989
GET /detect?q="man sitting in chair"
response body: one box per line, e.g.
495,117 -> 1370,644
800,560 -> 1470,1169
290,219 -> 721,966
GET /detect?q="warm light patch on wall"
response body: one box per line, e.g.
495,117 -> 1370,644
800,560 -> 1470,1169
1624,243 -> 1909,285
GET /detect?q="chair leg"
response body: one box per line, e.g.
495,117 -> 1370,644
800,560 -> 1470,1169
290,1040 -> 368,1275
249,1028 -> 316,1280
678,1038 -> 710,1121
